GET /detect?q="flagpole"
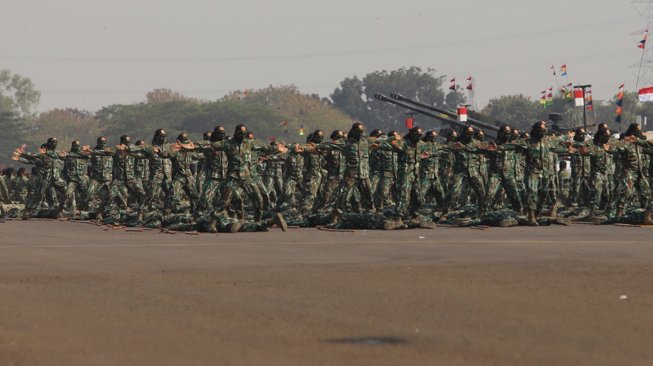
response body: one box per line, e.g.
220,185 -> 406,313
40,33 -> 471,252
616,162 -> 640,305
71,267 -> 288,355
635,47 -> 646,92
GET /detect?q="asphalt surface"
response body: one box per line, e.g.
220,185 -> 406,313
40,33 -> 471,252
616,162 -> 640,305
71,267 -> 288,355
0,220 -> 652,366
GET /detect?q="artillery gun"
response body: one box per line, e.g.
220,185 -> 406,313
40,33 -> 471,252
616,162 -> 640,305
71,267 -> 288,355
373,92 -> 500,138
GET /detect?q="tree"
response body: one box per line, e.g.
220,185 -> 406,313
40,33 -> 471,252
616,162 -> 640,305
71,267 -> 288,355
331,67 -> 445,132
481,94 -> 543,131
27,109 -> 103,149
0,69 -> 41,117
0,111 -> 28,165
443,90 -> 467,109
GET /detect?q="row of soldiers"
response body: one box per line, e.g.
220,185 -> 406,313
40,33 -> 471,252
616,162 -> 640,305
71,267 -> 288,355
2,121 -> 652,230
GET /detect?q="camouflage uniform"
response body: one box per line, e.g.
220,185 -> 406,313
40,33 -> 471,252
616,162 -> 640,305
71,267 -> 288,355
87,146 -> 113,212
262,152 -> 285,206
63,150 -> 90,211
612,138 -> 652,215
442,135 -> 486,217
484,142 -> 523,212
281,151 -> 304,209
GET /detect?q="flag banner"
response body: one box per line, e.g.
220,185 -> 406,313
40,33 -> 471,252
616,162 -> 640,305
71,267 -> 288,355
638,86 -> 653,101
560,64 -> 568,77
457,106 -> 468,122
405,116 -> 414,129
574,89 -> 584,107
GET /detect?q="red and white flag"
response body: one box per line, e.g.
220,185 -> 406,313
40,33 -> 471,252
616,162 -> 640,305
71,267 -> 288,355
574,89 -> 584,107
638,86 -> 653,101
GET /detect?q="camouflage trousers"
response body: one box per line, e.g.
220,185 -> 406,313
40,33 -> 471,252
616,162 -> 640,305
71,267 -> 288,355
197,178 -> 224,212
613,169 -> 651,211
142,177 -> 173,211
420,175 -> 445,208
320,175 -> 342,207
571,174 -> 592,207
300,173 -> 322,213
589,173 -> 612,211
334,176 -> 374,213
444,173 -> 486,212
87,179 -> 112,211
373,173 -> 396,209
484,173 -> 522,212
65,177 -> 89,211
37,178 -> 67,210
282,176 -> 303,209
109,179 -> 145,210
221,176 -> 265,221
526,173 -> 557,212
264,175 -> 284,206
171,175 -> 199,211
396,173 -> 421,218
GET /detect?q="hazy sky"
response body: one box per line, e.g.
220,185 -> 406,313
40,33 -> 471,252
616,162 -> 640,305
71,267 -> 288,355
0,0 -> 648,112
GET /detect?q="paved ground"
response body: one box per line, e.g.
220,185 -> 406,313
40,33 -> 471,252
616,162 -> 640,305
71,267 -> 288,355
0,220 -> 652,366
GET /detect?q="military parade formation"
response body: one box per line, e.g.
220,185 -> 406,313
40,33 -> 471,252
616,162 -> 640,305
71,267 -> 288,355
1,120 -> 653,231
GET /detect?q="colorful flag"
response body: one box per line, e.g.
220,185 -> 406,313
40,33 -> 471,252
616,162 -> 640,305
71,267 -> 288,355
560,64 -> 568,77
466,76 -> 473,91
585,88 -> 593,110
616,84 -> 624,123
449,78 -> 456,91
638,30 -> 648,49
638,86 -> 653,101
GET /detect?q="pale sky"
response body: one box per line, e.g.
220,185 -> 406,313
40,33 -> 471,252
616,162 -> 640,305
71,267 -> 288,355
0,0 -> 647,112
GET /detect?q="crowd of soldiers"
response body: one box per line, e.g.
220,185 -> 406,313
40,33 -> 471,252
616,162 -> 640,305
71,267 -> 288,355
1,121 -> 652,231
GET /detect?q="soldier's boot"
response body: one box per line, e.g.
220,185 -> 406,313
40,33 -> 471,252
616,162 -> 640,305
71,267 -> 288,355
273,212 -> 288,232
643,209 -> 653,225
528,210 -> 538,226
383,220 -> 404,230
615,207 -> 625,218
418,220 -> 438,229
548,203 -> 558,219
228,220 -> 242,233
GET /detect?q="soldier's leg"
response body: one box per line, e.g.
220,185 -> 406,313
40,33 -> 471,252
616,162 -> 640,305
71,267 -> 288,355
483,175 -> 502,212
240,179 -> 264,222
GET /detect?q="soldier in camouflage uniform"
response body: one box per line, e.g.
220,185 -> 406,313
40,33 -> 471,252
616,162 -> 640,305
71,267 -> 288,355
87,136 -> 113,214
419,130 -> 447,209
196,126 -> 228,213
108,135 -> 147,211
11,167 -> 30,204
14,138 -> 67,215
368,129 -> 385,198
169,132 -> 202,212
201,124 -> 287,222
133,140 -> 150,192
440,127 -> 487,220
319,130 -> 345,207
141,129 -> 174,213
370,131 -> 398,209
515,121 -> 572,225
281,148 -> 304,210
262,141 -> 285,207
483,125 -> 523,213
569,127 -> 592,208
612,124 -> 652,224
63,140 -> 90,212
557,160 -> 571,207
299,130 -> 326,215
318,123 -> 376,222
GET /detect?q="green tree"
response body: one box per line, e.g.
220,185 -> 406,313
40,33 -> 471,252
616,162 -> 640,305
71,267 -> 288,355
481,94 -> 543,131
331,67 -> 445,132
27,109 -> 103,148
0,69 -> 40,117
0,111 -> 28,165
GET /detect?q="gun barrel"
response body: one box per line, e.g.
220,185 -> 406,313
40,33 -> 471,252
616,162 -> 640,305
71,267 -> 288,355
373,93 -> 497,137
388,93 -> 500,133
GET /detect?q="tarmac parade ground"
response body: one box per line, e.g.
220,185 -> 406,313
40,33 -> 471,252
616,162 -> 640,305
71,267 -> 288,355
0,220 -> 652,365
